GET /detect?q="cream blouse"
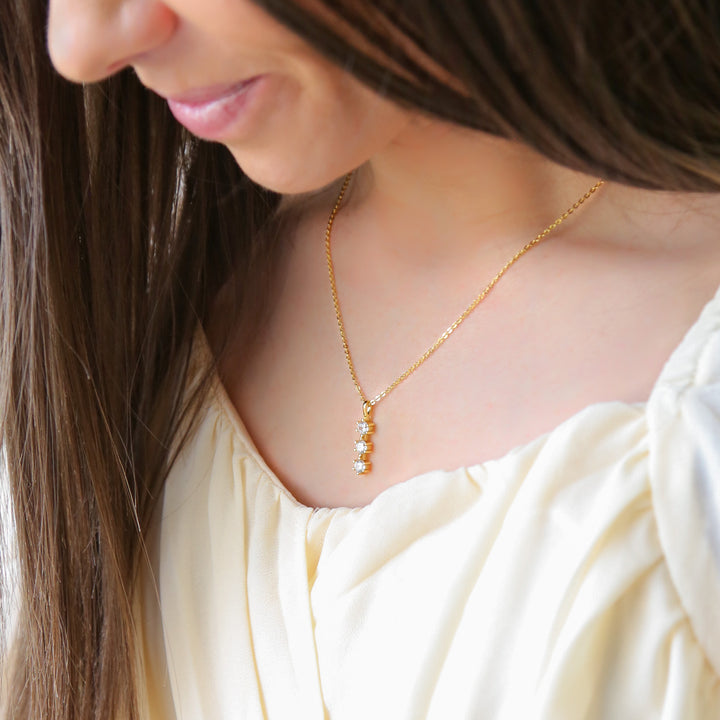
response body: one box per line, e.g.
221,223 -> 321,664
137,287 -> 720,720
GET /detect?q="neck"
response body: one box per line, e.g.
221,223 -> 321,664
322,115 -> 720,300
342,119 -> 603,266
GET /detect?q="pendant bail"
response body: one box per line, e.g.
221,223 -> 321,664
362,400 -> 373,421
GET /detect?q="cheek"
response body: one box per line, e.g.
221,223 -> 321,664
225,67 -> 411,193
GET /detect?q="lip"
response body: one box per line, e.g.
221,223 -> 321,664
164,76 -> 266,140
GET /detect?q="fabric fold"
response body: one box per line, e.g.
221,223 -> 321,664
136,287 -> 720,719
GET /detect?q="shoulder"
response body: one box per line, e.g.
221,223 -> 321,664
647,285 -> 720,677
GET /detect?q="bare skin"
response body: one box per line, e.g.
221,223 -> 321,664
222,126 -> 720,508
46,0 -> 720,508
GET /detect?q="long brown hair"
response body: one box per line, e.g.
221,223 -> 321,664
1,1 -> 719,718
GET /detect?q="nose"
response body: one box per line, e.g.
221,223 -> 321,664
47,0 -> 178,83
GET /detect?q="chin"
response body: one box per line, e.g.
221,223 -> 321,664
228,147 -> 355,196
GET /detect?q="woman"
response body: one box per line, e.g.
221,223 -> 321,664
2,0 -> 719,718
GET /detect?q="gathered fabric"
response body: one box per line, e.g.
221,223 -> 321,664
137,287 -> 720,720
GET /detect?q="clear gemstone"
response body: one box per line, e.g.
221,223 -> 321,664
355,440 -> 368,454
357,420 -> 370,435
353,459 -> 367,474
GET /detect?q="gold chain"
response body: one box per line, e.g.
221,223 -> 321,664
325,171 -> 604,475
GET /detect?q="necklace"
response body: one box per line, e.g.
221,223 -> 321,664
325,172 -> 604,476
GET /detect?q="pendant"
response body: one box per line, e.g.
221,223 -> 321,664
353,401 -> 375,475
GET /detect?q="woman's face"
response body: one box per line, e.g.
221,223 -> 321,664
47,0 -> 412,193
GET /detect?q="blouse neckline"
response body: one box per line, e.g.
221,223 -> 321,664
202,281 -> 720,513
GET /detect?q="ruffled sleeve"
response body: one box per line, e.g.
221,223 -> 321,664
648,288 -> 720,678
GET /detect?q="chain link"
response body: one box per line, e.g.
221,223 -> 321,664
326,172 -> 604,407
